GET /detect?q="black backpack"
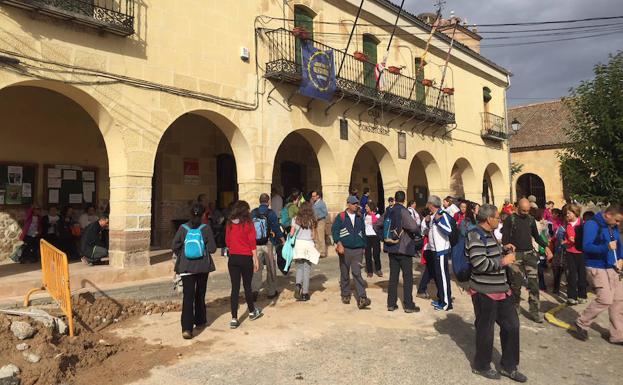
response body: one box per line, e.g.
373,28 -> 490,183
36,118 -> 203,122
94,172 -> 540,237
574,222 -> 584,252
448,215 -> 459,247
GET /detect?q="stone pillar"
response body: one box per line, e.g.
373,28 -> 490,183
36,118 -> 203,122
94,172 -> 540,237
322,182 -> 350,215
238,181 -> 272,206
108,175 -> 152,268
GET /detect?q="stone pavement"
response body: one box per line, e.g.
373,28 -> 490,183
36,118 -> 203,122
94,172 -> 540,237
105,254 -> 619,385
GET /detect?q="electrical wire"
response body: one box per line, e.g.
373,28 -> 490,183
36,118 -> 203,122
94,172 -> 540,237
481,29 -> 623,48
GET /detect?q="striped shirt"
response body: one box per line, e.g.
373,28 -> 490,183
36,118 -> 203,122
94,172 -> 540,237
467,227 -> 509,294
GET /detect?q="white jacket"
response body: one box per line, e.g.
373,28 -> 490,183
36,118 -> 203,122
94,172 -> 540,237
421,209 -> 452,255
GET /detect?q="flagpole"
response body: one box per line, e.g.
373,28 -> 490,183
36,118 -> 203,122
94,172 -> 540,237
375,0 -> 406,90
407,9 -> 442,100
337,0 -> 365,79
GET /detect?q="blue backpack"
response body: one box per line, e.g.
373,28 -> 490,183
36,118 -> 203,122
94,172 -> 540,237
451,223 -> 487,282
280,205 -> 291,227
382,207 -> 394,243
252,208 -> 270,245
182,224 -> 206,259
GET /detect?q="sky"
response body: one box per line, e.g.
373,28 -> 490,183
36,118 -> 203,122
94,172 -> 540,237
404,0 -> 623,106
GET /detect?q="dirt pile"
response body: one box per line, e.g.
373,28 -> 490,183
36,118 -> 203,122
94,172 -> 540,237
0,293 -> 184,385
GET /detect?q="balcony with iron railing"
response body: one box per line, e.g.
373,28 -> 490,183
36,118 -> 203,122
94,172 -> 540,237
481,112 -> 507,141
263,28 -> 455,125
1,0 -> 135,36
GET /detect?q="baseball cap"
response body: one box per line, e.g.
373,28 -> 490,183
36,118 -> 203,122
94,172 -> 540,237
347,196 -> 359,204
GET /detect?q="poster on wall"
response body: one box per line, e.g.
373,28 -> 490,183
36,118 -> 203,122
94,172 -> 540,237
183,158 -> 200,186
21,183 -> 31,198
49,189 -> 59,204
7,166 -> 22,185
5,185 -> 22,204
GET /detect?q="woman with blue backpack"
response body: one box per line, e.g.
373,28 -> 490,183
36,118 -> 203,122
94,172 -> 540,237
171,203 -> 217,339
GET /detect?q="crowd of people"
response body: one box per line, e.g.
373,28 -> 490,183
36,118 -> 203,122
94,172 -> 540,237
14,203 -> 109,266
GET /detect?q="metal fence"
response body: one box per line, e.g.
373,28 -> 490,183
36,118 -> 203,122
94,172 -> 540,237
265,28 -> 455,124
481,112 -> 507,141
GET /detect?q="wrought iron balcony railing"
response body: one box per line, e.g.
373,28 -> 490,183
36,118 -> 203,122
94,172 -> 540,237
481,112 -> 507,141
264,28 -> 455,125
1,0 -> 135,36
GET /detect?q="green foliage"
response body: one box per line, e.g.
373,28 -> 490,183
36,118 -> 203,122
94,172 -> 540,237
510,162 -> 524,178
559,51 -> 623,204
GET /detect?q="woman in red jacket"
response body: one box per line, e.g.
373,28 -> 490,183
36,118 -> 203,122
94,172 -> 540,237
225,200 -> 263,329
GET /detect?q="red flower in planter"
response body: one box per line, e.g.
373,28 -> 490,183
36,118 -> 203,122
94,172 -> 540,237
422,79 -> 433,87
387,66 -> 402,74
442,87 -> 455,95
292,27 -> 311,40
353,51 -> 369,62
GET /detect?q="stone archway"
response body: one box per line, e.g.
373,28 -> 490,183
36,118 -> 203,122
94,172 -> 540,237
450,157 -> 478,201
483,163 -> 506,205
516,173 -> 546,208
408,151 -> 442,207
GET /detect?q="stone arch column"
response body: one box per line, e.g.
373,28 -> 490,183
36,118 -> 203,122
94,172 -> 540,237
449,157 -> 479,202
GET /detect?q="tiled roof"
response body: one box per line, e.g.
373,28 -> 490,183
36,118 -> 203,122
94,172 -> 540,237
508,100 -> 572,150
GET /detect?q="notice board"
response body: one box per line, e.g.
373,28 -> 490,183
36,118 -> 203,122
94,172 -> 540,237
44,165 -> 97,208
0,162 -> 37,206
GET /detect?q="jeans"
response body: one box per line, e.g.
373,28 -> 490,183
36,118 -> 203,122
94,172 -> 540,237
295,260 -> 312,294
472,293 -> 520,372
565,251 -> 587,300
181,273 -> 208,332
364,235 -> 381,274
339,248 -> 367,299
387,253 -> 415,309
228,254 -> 256,319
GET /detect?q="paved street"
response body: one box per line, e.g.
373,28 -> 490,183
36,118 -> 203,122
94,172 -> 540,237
106,254 -> 619,385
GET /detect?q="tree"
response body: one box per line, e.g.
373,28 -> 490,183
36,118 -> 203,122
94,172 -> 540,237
510,162 -> 524,178
559,51 -> 623,204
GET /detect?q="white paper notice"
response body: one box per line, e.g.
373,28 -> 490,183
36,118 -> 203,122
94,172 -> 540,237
69,193 -> 82,204
83,182 -> 95,193
7,166 -> 23,185
82,171 -> 95,181
49,189 -> 59,204
48,178 -> 61,189
63,170 -> 77,180
48,168 -> 61,179
21,183 -> 32,198
83,192 -> 93,203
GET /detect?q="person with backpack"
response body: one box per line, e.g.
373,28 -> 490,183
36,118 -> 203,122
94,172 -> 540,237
502,198 -> 552,323
563,204 -> 587,305
421,195 -> 455,311
225,200 -> 263,329
250,193 -> 285,301
467,204 -> 527,383
291,202 -> 320,301
171,203 -> 217,339
331,195 -> 371,309
375,191 -> 421,313
573,204 -> 623,345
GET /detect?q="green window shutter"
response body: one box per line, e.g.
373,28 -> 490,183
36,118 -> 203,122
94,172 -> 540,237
294,7 -> 314,66
414,58 -> 425,103
363,35 -> 378,89
483,87 -> 492,103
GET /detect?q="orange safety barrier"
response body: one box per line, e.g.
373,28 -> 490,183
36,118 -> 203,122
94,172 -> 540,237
24,239 -> 75,337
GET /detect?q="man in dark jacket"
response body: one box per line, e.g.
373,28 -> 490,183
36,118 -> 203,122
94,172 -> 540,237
251,193 -> 285,300
502,198 -> 552,323
80,215 -> 109,265
332,195 -> 370,309
375,191 -> 421,313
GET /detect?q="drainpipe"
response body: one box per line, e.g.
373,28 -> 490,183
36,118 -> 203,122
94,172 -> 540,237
505,73 -> 513,203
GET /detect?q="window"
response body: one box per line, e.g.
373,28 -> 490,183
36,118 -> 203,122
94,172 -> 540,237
363,34 -> 379,89
483,87 -> 492,103
294,5 -> 315,66
414,58 -> 425,103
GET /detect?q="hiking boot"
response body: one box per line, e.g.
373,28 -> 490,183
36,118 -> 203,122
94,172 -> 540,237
294,284 -> 302,301
567,298 -> 578,306
375,270 -> 383,277
571,325 -> 589,341
531,313 -> 544,323
387,305 -> 399,312
358,297 -> 371,309
229,319 -> 240,329
472,368 -> 501,380
182,330 -> 193,340
341,296 -> 351,305
301,293 -> 310,301
404,305 -> 421,313
249,308 -> 263,321
499,369 -> 528,383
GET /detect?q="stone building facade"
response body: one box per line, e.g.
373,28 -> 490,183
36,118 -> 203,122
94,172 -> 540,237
0,0 -> 511,267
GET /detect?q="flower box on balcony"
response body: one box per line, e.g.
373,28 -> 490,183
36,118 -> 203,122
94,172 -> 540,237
353,51 -> 369,62
292,27 -> 311,40
387,66 -> 402,75
422,79 -> 433,87
442,87 -> 455,95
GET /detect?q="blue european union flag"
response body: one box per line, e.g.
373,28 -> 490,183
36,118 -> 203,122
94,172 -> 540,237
300,41 -> 336,102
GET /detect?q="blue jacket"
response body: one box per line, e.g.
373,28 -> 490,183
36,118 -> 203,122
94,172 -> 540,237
332,211 -> 367,249
255,204 -> 284,245
360,194 -> 369,216
583,212 -> 622,269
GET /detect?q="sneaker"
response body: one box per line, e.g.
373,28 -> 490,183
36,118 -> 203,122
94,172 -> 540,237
434,304 -> 453,312
375,270 -> 383,277
81,256 -> 93,266
357,297 -> 371,309
431,300 -> 443,308
571,325 -> 589,341
182,330 -> 193,340
341,296 -> 351,304
249,308 -> 263,321
387,305 -> 399,312
404,305 -> 421,313
301,293 -> 310,301
229,319 -> 240,329
532,313 -> 544,323
578,298 -> 587,304
567,298 -> 578,306
294,284 -> 302,301
416,292 -> 430,299
472,368 -> 501,380
499,369 -> 528,383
